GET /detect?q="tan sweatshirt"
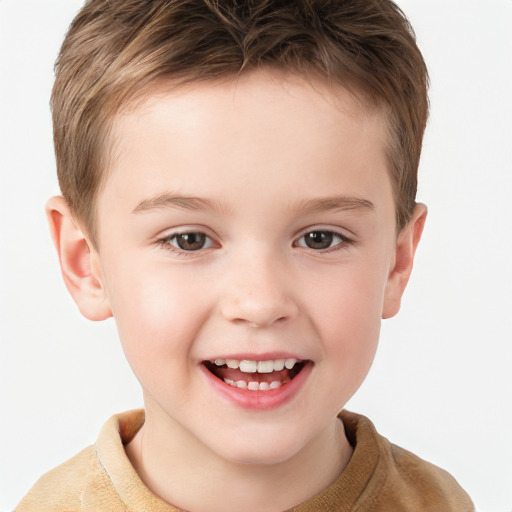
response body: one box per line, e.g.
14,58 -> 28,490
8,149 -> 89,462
17,410 -> 474,512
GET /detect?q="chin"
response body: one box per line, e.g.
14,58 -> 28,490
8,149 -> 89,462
208,426 -> 310,467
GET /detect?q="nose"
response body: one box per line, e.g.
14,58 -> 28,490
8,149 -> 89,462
219,250 -> 299,328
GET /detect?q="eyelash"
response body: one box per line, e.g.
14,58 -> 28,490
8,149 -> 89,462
156,229 -> 353,256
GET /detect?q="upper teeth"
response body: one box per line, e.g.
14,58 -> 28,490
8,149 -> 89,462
213,358 -> 297,373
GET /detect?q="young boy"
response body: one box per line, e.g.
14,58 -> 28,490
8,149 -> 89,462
17,0 -> 474,510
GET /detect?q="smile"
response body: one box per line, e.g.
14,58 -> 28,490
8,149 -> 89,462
203,358 -> 306,392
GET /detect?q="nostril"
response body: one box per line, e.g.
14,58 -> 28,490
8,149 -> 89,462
218,274 -> 300,327
224,305 -> 297,329
235,314 -> 289,329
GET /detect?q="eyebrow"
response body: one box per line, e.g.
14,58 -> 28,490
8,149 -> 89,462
132,193 -> 227,214
292,196 -> 375,215
132,192 -> 374,215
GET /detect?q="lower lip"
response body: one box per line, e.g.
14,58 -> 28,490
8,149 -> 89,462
200,362 -> 313,410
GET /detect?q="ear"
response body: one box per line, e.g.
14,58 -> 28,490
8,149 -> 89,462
382,203 -> 427,319
46,196 -> 112,321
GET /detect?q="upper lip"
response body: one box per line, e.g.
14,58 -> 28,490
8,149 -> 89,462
202,352 -> 306,362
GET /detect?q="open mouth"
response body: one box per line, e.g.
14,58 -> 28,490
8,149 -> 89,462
203,358 -> 306,391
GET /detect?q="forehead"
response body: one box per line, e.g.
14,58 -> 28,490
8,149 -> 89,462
119,70 -> 384,145
101,70 -> 391,221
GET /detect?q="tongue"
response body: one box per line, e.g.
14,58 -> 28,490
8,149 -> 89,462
213,366 -> 291,384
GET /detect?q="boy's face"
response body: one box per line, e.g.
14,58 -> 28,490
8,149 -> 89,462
83,71 -> 415,465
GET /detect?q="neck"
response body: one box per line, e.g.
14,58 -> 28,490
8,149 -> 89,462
125,401 -> 353,512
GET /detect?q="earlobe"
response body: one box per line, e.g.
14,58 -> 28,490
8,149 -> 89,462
46,196 -> 112,321
382,203 -> 427,319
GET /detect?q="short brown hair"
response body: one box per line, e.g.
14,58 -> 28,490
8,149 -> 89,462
52,0 -> 428,247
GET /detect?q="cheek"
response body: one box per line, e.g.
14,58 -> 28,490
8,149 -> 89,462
103,258 -> 205,372
310,279 -> 383,408
307,260 -> 387,362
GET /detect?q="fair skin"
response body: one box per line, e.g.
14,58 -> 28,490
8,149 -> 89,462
48,70 -> 426,512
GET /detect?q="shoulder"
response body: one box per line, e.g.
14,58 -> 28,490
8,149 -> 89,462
16,445 -> 104,511
382,440 -> 474,511
15,410 -> 145,512
16,443 -> 130,512
341,411 -> 474,512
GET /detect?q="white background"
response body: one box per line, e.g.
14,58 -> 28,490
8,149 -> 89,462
0,1 -> 511,511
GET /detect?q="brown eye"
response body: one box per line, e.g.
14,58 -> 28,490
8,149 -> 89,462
303,231 -> 333,249
297,230 -> 348,250
171,232 -> 209,251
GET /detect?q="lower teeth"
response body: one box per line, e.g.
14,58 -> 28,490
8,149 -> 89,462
224,378 -> 288,391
